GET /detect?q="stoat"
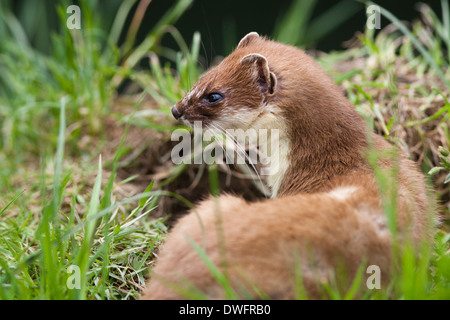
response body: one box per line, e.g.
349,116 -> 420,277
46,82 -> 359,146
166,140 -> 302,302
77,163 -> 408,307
141,32 -> 436,299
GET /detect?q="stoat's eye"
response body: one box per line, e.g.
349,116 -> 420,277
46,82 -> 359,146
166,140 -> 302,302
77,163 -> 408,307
204,93 -> 223,104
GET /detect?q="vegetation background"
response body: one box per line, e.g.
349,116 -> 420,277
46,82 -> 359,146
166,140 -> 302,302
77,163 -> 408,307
0,0 -> 449,299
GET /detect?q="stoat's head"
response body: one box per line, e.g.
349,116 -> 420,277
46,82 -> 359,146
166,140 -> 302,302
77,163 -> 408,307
171,32 -> 278,131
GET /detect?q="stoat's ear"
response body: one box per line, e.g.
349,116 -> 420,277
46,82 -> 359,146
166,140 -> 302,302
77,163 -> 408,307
237,32 -> 260,48
240,53 -> 277,95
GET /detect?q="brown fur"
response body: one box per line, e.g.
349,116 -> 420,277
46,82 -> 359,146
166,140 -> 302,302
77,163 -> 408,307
141,33 -> 436,299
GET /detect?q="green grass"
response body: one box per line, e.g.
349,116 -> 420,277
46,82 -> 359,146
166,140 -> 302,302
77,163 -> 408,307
0,0 -> 449,300
0,0 -> 194,300
0,95 -> 164,300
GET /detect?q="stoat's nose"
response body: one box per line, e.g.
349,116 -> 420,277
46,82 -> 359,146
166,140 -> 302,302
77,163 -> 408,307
171,106 -> 182,120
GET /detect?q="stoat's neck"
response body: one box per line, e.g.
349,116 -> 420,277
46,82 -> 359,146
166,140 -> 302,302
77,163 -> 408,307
267,100 -> 368,197
258,129 -> 290,198
251,108 -> 291,198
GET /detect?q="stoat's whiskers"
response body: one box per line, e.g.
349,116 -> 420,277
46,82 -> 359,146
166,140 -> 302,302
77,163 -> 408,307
208,122 -> 266,194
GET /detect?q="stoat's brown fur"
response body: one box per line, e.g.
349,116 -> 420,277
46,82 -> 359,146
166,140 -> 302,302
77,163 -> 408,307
141,33 -> 436,299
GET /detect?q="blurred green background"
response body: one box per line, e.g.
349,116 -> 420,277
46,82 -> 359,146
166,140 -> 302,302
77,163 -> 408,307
4,0 -> 445,57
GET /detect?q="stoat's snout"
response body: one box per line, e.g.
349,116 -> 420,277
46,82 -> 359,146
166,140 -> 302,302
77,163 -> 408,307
171,105 -> 182,120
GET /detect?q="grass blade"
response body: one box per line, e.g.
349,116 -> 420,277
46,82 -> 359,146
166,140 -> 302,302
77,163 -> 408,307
0,190 -> 24,218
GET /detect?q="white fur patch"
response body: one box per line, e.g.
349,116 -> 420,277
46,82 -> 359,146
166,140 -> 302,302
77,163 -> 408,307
214,103 -> 289,198
266,136 -> 289,198
251,106 -> 289,198
328,186 -> 359,201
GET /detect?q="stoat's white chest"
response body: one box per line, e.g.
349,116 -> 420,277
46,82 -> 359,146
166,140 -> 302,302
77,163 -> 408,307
213,103 -> 290,198
251,108 -> 290,198
265,137 -> 289,198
